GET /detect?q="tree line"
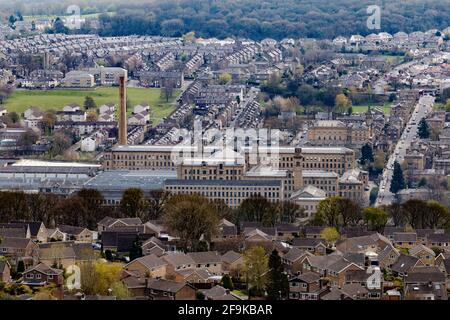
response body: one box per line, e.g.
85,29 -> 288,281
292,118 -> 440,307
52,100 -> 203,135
60,0 -> 450,40
313,196 -> 450,232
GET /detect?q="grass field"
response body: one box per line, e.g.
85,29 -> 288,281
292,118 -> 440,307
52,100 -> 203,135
352,103 -> 391,114
4,87 -> 180,124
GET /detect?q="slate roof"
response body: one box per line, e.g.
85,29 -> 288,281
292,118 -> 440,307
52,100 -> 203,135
405,266 -> 446,283
188,251 -> 222,264
161,253 -> 195,267
391,254 -> 420,274
393,232 -> 417,243
221,251 -> 242,264
146,279 -> 188,293
127,254 -> 167,270
292,238 -> 326,248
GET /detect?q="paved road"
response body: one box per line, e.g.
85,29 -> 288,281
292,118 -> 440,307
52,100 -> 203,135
229,87 -> 259,128
376,95 -> 435,206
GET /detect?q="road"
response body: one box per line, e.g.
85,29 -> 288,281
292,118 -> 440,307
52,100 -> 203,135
376,94 -> 435,206
229,87 -> 260,128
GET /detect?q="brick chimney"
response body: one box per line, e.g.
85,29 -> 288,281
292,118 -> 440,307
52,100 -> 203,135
118,75 -> 127,145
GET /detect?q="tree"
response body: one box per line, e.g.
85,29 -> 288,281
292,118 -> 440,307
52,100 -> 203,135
390,161 -> 405,194
424,201 -> 450,229
147,190 -> 170,220
314,197 -> 361,228
19,129 -> 38,147
110,281 -> 131,300
277,201 -> 305,223
76,189 -> 106,229
243,246 -> 268,297
369,187 -> 379,205
320,227 -> 340,246
51,17 -> 69,34
86,111 -> 98,122
383,203 -> 404,227
362,207 -> 388,233
237,195 -> 279,227
129,238 -> 143,262
360,143 -> 374,165
161,81 -> 174,102
218,73 -> 232,85
334,93 -> 350,113
221,274 -> 234,291
121,188 -> 148,220
84,96 -> 97,110
163,194 -> 219,251
418,118 -> 430,139
401,199 -> 426,229
42,111 -> 57,134
266,250 -> 289,300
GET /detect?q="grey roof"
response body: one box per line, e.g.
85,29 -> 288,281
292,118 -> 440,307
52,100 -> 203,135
391,254 -> 420,274
161,253 -> 195,267
284,247 -> 310,262
165,179 -> 281,187
409,244 -> 435,257
345,269 -> 370,282
221,251 -> 242,264
188,251 -> 222,264
341,283 -> 369,296
321,287 -> 353,300
427,233 -> 450,243
0,237 -> 33,249
24,263 -> 63,276
85,170 -> 176,191
128,254 -> 167,270
393,232 -> 417,242
10,221 -> 44,237
292,238 -> 326,248
296,272 -> 321,283
146,279 -> 188,293
405,266 -> 446,283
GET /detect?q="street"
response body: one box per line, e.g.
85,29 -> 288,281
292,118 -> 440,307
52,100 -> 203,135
376,94 -> 435,206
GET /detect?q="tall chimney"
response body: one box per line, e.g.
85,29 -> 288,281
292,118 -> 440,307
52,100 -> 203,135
118,75 -> 127,145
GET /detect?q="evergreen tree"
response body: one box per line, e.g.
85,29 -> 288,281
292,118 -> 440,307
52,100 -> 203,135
84,96 -> 97,110
266,250 -> 289,300
221,274 -> 234,291
360,143 -> 374,165
418,118 -> 430,139
390,161 -> 405,193
129,239 -> 142,261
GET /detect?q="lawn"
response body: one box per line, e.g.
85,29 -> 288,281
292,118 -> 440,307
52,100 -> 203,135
352,103 -> 391,114
3,87 -> 180,124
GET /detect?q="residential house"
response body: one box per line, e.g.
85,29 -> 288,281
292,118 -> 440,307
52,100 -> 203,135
404,266 -> 447,300
288,272 -> 326,300
0,261 -> 12,284
54,225 -> 94,243
427,234 -> 450,250
97,217 -> 143,234
292,238 -> 327,255
161,253 -> 196,279
409,244 -> 436,266
201,285 -> 241,300
124,254 -> 167,279
145,279 -> 197,300
221,251 -> 244,274
37,242 -> 76,268
22,263 -> 64,287
390,254 -> 424,276
188,251 -> 223,275
10,221 -> 47,243
282,247 -> 313,275
0,237 -> 38,265
392,232 -> 418,249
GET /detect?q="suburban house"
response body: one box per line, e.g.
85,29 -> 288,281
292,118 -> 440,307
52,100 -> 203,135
124,254 -> 167,279
22,263 -> 64,287
146,279 -> 197,300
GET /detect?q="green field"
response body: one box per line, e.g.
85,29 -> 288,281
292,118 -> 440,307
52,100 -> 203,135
3,87 -> 180,124
352,103 -> 391,114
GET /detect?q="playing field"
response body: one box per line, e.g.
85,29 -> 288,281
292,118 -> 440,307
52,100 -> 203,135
352,103 -> 391,114
3,87 -> 180,124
